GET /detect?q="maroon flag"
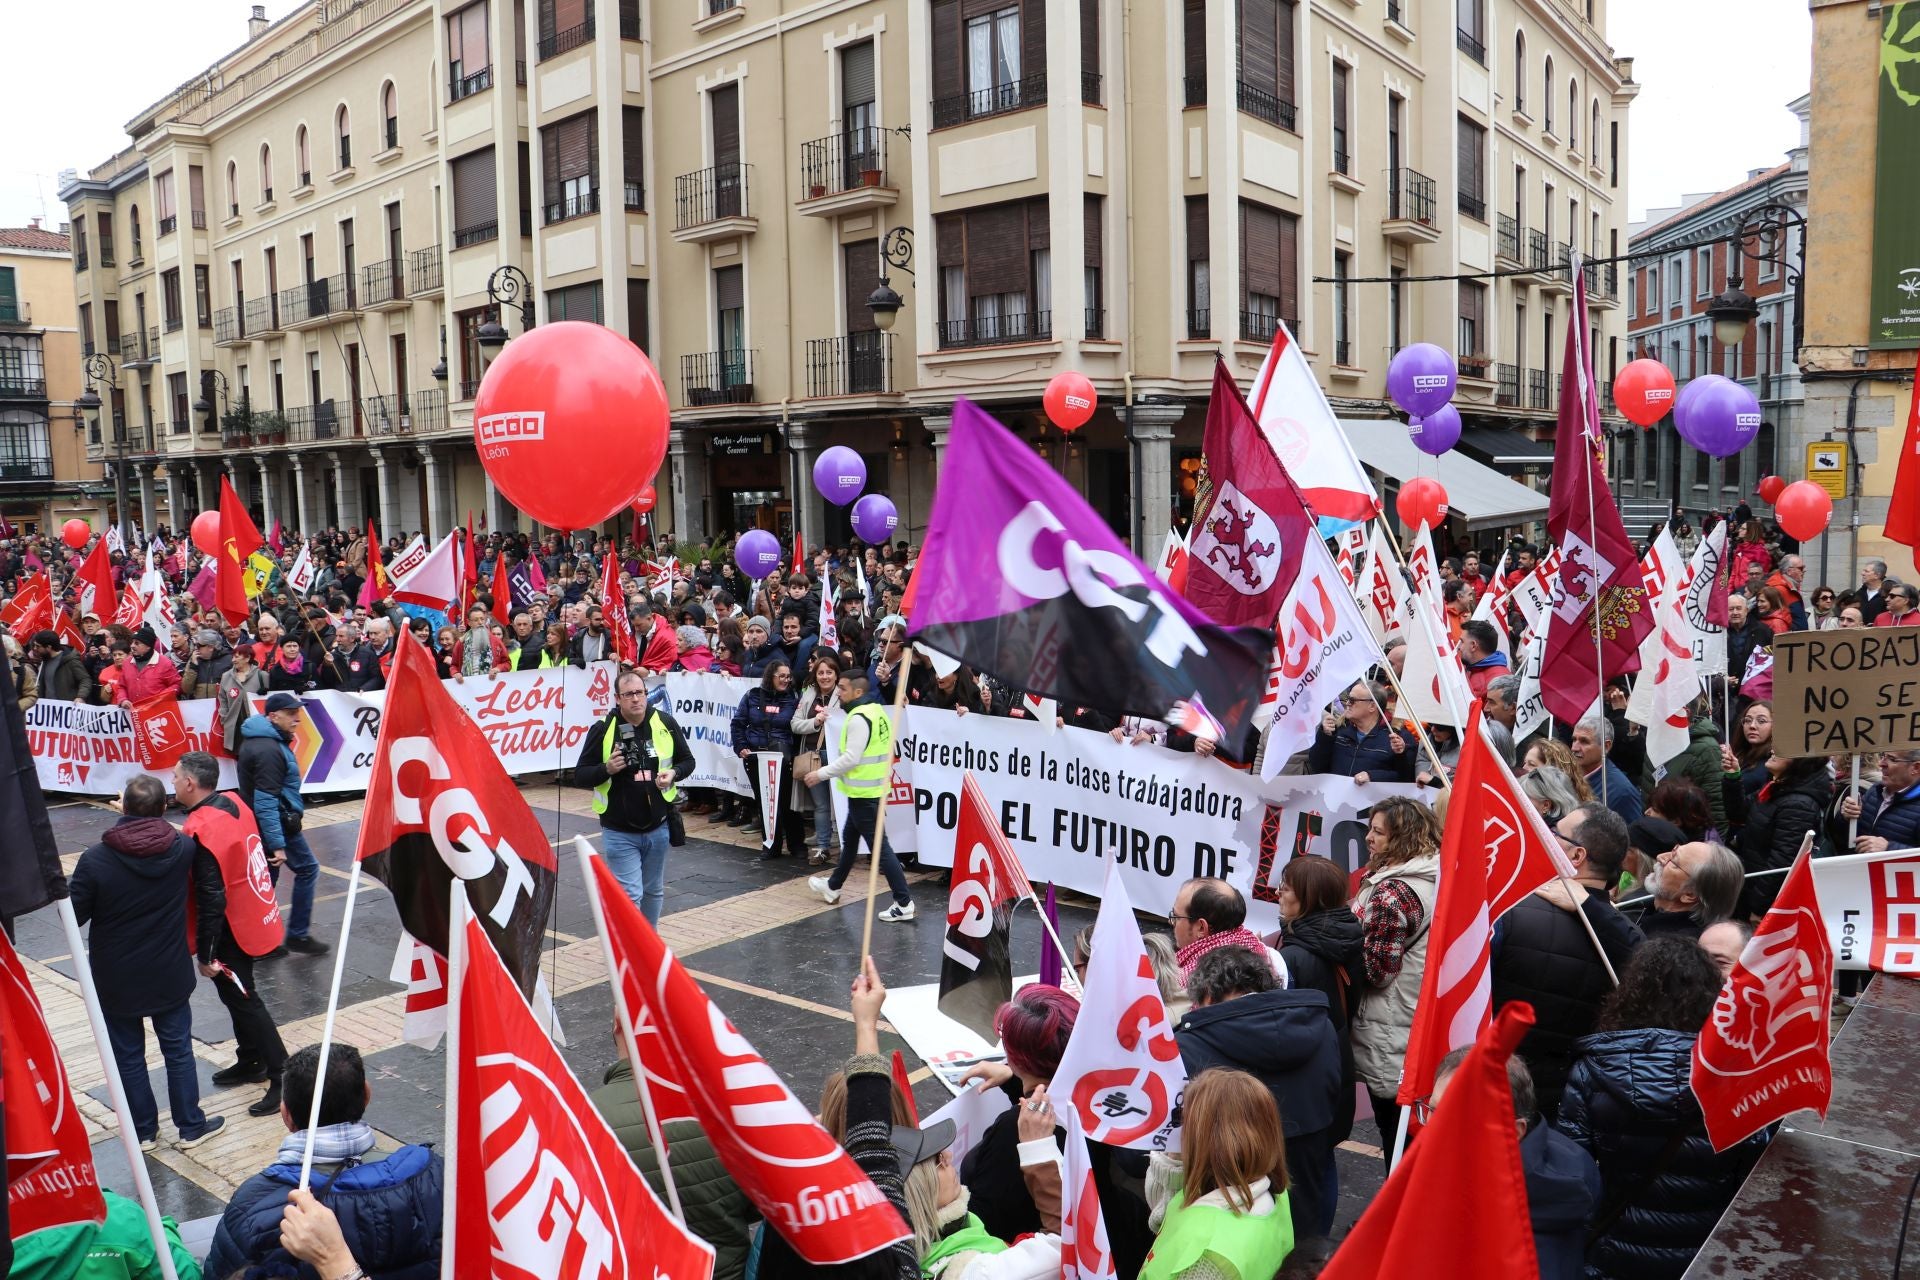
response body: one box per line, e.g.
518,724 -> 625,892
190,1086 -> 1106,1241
1541,265 -> 1652,724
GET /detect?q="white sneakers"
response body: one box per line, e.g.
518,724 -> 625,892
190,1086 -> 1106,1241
877,902 -> 916,923
807,875 -> 841,904
807,877 -> 916,922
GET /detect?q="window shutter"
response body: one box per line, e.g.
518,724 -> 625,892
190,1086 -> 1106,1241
937,212 -> 964,268
844,240 -> 880,334
542,124 -> 560,204
1240,202 -> 1280,299
1026,197 -> 1049,252
452,148 -> 497,230
1083,195 -> 1102,277
518,141 -> 532,231
1183,0 -> 1205,89
559,113 -> 594,182
628,278 -> 649,351
1276,0 -> 1295,105
1278,209 -> 1299,325
715,265 -> 744,312
710,85 -> 740,167
1187,195 -> 1209,261
842,41 -> 875,108
188,166 -> 206,219
1332,64 -> 1347,142
538,0 -> 556,42
155,172 -> 175,222
1239,0 -> 1278,95
555,0 -> 586,30
1081,0 -> 1098,81
932,0 -> 963,103
1022,0 -> 1047,92
967,204 -> 1027,297
623,106 -> 644,187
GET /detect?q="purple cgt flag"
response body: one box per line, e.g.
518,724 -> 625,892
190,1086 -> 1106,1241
1039,883 -> 1062,989
910,399 -> 1274,752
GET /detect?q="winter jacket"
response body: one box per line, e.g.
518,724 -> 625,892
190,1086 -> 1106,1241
731,685 -> 800,756
1521,1121 -> 1603,1280
1736,769 -> 1832,917
1764,571 -> 1807,630
1490,894 -> 1644,1120
1830,779 -> 1920,852
674,642 -> 714,672
69,815 -> 224,1018
204,1142 -> 444,1280
112,652 -> 180,705
5,1190 -> 201,1280
1466,651 -> 1511,699
762,633 -> 818,675
1558,1028 -> 1770,1280
36,646 -> 93,701
1726,617 -> 1771,682
574,706 -> 696,834
215,666 -> 266,753
1667,714 -> 1730,833
569,626 -> 616,667
1306,719 -> 1416,782
451,626 -> 512,673
177,651 -> 231,700
1275,907 -> 1365,1141
591,1060 -> 757,1280
1585,759 -> 1644,829
235,713 -> 305,851
1729,540 -> 1772,582
318,642 -> 380,692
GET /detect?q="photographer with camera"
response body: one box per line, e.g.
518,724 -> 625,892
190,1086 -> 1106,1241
575,667 -> 696,924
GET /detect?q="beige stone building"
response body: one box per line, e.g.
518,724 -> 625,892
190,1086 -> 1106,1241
0,222 -> 103,534
63,0 -> 1636,554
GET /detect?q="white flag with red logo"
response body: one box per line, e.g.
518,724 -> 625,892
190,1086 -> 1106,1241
1059,1106 -> 1118,1280
1332,524 -> 1366,590
286,542 -> 316,597
445,902 -> 716,1280
1049,859 -> 1187,1151
2,925 -> 107,1240
1389,529 -> 1473,729
1625,529 -> 1700,767
113,582 -> 143,628
1471,550 -> 1511,624
1154,528 -> 1191,595
390,932 -> 451,1049
585,852 -> 912,1263
1692,837 -> 1833,1151
1257,528 -> 1380,779
818,582 -> 839,653
938,773 -> 1031,1039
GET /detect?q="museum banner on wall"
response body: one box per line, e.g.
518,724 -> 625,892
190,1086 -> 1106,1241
1871,2 -> 1920,348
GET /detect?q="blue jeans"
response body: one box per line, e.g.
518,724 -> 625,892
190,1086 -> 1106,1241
104,1002 -> 205,1139
806,779 -> 837,851
603,824 -> 670,925
269,829 -> 319,939
830,796 -> 911,907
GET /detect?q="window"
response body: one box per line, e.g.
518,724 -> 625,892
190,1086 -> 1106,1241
1333,251 -> 1352,364
1646,264 -> 1659,315
1667,255 -> 1683,307
1591,100 -> 1601,159
1759,231 -> 1780,282
226,161 -> 239,217
452,147 -> 499,244
715,265 -> 745,362
930,0 -> 1045,125
1458,280 -> 1486,357
968,8 -> 1023,112
155,170 -> 176,236
1543,56 -> 1554,133
623,106 -> 645,209
168,372 -> 190,434
188,166 -> 206,228
1388,266 -> 1404,354
271,358 -> 284,411
708,84 -> 743,218
336,104 -> 352,169
128,205 -> 142,259
1084,195 -> 1104,336
194,266 -> 212,328
1330,62 -> 1350,174
1610,120 -> 1619,188
1183,0 -> 1205,105
840,42 -> 879,183
1456,0 -> 1485,63
1457,115 -> 1486,220
934,197 -> 1052,347
1186,196 -> 1210,338
0,334 -> 45,395
78,302 -> 92,352
96,211 -> 115,267
1236,0 -> 1297,128
383,82 -> 399,150
1567,79 -> 1578,148
1513,29 -> 1526,114
538,0 -> 592,59
627,278 -> 649,353
1238,199 -> 1298,339
541,110 -> 599,222
1081,0 -> 1101,103
296,125 -> 311,184
545,281 -> 603,323
72,222 -> 87,271
1696,246 -> 1712,297
161,269 -> 183,332
456,308 -> 487,392
0,410 -> 53,482
447,2 -> 493,99
260,145 -> 274,202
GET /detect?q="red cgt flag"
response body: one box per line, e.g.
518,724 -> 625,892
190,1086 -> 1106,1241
586,853 -> 912,1264
1886,348 -> 1920,575
2,924 -> 107,1239
1691,838 -> 1833,1151
1322,1004 -> 1541,1280
216,475 -> 262,626
601,547 -> 638,665
447,906 -> 716,1280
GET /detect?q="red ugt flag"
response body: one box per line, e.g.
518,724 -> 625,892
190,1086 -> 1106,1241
2,925 -> 107,1239
1885,347 -> 1920,574
586,854 -> 911,1264
1691,838 -> 1833,1151
1541,265 -> 1652,724
447,907 -> 715,1280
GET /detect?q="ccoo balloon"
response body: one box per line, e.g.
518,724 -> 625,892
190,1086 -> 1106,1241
1674,375 -> 1761,459
190,511 -> 221,556
1043,372 -> 1097,432
1613,358 -> 1677,428
735,529 -> 784,579
1387,344 -> 1457,417
1396,477 -> 1449,530
1774,481 -> 1833,542
473,321 -> 670,531
812,446 -> 868,506
62,519 -> 91,550
851,493 -> 899,544
1410,404 -> 1462,457
631,483 -> 657,515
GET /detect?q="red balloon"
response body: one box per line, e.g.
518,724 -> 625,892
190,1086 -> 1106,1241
1774,481 -> 1833,542
191,510 -> 222,557
474,321 -> 670,531
1613,358 -> 1677,428
60,519 -> 90,549
631,483 -> 657,516
1044,372 -> 1097,432
1396,478 -> 1449,531
1756,474 -> 1787,505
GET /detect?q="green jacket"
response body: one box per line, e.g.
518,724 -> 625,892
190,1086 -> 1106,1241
1669,713 -> 1729,833
590,1059 -> 757,1280
6,1191 -> 202,1280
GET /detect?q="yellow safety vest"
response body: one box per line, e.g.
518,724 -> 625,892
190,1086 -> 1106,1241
592,711 -> 680,813
837,702 -> 894,799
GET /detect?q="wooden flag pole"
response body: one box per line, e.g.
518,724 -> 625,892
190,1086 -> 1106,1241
858,643 -> 916,963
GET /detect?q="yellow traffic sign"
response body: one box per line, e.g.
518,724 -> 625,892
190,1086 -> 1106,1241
1806,441 -> 1848,500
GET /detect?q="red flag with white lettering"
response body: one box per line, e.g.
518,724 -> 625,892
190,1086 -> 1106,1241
446,905 -> 715,1280
127,690 -> 192,772
1,574 -> 51,636
1,925 -> 107,1239
600,548 -> 637,665
586,854 -> 911,1263
1691,838 -> 1833,1151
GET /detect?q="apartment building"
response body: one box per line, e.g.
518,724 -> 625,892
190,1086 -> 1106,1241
1622,98 -> 1808,524
63,0 -> 1636,554
0,223 -> 104,534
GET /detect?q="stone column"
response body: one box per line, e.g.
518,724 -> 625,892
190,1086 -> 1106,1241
136,465 -> 157,537
924,414 -> 953,479
483,470 -> 507,534
290,454 -> 313,534
785,421 -> 824,552
330,451 -> 363,531
1127,404 -> 1182,557
422,447 -> 446,537
375,448 -> 397,538
668,429 -> 708,543
255,456 -> 276,535
162,466 -> 183,535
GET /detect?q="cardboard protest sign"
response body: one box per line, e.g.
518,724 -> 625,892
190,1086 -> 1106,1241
1771,630 -> 1920,757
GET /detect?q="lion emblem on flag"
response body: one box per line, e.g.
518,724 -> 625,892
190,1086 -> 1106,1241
1190,481 -> 1283,597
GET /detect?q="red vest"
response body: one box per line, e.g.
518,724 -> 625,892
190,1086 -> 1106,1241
183,793 -> 286,956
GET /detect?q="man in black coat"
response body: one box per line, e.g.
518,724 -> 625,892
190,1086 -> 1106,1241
70,774 -> 227,1149
1725,594 -> 1772,683
28,628 -> 92,702
1305,679 -> 1414,783
318,619 -> 379,693
1489,803 -> 1642,1122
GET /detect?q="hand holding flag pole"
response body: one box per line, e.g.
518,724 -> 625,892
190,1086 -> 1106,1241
1361,518 -> 1462,787
859,643 -> 915,964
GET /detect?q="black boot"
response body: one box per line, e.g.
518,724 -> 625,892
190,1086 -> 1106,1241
248,1077 -> 283,1118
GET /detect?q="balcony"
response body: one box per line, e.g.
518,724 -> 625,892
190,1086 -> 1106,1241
932,73 -> 1048,129
285,401 -> 341,443
1496,363 -> 1520,406
458,377 -> 481,401
0,372 -> 46,399
1086,307 -> 1107,339
414,387 -> 448,433
1187,308 -> 1211,340
805,333 -> 894,397
0,460 -> 54,484
164,311 -> 184,334
362,257 -> 408,309
1184,76 -> 1207,107
1496,214 -> 1521,264
543,187 -> 600,225
1525,229 -> 1551,277
281,274 -> 359,328
0,300 -> 29,326
409,245 -> 444,296
672,163 -> 756,243
244,294 -> 282,336
681,349 -> 756,405
1241,310 -> 1295,344
937,310 -> 1052,350
538,15 -> 594,60
454,220 -> 499,249
1456,27 -> 1485,64
119,332 -> 154,364
1458,190 -> 1486,223
1236,81 -> 1296,131
1383,168 -> 1439,244
366,391 -> 412,435
1082,70 -> 1103,106
1526,369 -> 1550,411
1584,261 -> 1619,309
1541,243 -> 1574,296
797,128 -> 897,216
449,65 -> 493,101
158,215 -> 177,238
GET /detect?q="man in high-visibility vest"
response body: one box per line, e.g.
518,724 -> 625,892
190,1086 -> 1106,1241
575,666 -> 695,924
804,668 -> 915,922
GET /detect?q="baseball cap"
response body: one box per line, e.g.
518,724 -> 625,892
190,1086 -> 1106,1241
889,1120 -> 956,1178
263,691 -> 304,713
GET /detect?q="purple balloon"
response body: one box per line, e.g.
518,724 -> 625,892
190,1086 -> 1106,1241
1387,343 -> 1457,417
1410,403 -> 1462,456
812,446 -> 867,506
1675,375 -> 1761,459
1672,374 -> 1710,424
735,528 -> 784,579
851,493 -> 899,544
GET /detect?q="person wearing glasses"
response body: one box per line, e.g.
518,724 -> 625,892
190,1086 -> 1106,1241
1871,580 -> 1919,626
575,667 -> 696,923
1833,749 -> 1920,855
1807,585 -> 1840,629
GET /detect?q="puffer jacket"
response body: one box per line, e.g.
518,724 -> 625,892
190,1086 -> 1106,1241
1558,1028 -> 1770,1280
1523,1122 -> 1603,1280
1831,780 -> 1920,852
1275,907 -> 1365,1141
731,685 -> 800,756
204,1144 -> 443,1280
235,712 -> 305,851
1735,769 -> 1832,917
591,1060 -> 757,1280
69,815 -> 224,1018
112,652 -> 180,704
1666,714 -> 1729,833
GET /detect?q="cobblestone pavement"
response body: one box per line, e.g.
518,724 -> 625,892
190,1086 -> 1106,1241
23,784 -> 1385,1231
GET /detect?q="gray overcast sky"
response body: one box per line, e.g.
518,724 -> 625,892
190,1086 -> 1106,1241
0,0 -> 1811,229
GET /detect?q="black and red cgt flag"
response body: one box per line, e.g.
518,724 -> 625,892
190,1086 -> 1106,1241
0,647 -> 62,922
355,628 -> 556,999
937,774 -> 1030,1040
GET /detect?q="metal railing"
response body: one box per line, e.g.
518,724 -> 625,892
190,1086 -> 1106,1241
620,7 -> 639,37
1497,213 -> 1520,260
1387,0 -> 1407,25
192,210 -> 207,229
625,180 -> 644,210
1387,168 -> 1435,223
516,61 -> 527,85
1241,309 -> 1296,343
1458,190 -> 1486,221
706,0 -> 737,14
1456,27 -> 1485,63
937,310 -> 1052,349
0,300 -> 28,326
366,391 -> 411,435
363,257 -> 406,306
1527,368 -> 1550,410
0,374 -> 46,399
682,349 -> 756,404
409,245 -> 442,293
539,15 -> 594,59
458,377 -> 481,400
1188,308 -> 1210,339
449,65 -> 493,101
674,162 -> 751,228
799,127 -> 889,199
158,216 -> 177,237
165,311 -> 184,334
385,118 -> 398,150
454,220 -> 499,248
1184,75 -> 1207,107
245,294 -> 280,334
1333,145 -> 1350,175
544,187 -> 600,224
338,138 -> 351,168
279,274 -> 357,325
285,401 -> 340,442
414,386 -> 448,433
1085,308 -> 1106,339
1083,71 -> 1103,106
805,333 -> 893,397
297,170 -> 311,189
1237,80 -> 1296,130
1496,363 -> 1519,406
1335,337 -> 1353,364
75,249 -> 88,271
1527,228 -> 1549,271
932,73 -> 1048,128
120,332 -> 151,361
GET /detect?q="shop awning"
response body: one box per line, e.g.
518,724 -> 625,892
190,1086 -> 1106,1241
1338,418 -> 1550,532
1458,425 -> 1555,467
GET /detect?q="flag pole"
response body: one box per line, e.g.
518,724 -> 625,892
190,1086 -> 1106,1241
299,859 -> 363,1190
56,897 -> 182,1280
574,836 -> 687,1220
1023,888 -> 1085,998
1575,251 -> 1611,811
1367,521 -> 1459,786
439,882 -> 468,1280
858,643 -> 915,964
1847,755 -> 1862,849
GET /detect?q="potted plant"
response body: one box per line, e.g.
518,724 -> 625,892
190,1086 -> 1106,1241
252,410 -> 289,445
220,403 -> 254,446
1458,354 -> 1493,378
808,182 -> 828,200
859,167 -> 883,187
